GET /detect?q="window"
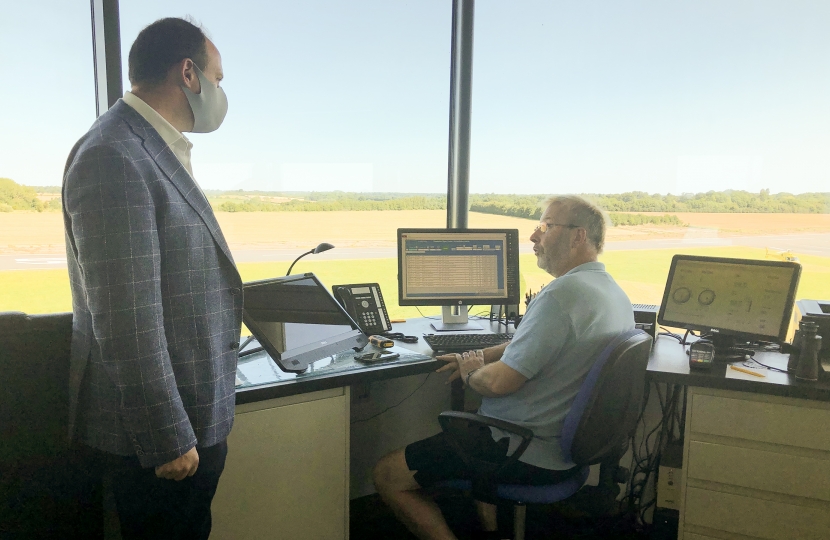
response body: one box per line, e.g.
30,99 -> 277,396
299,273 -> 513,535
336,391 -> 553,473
119,1 -> 452,318
0,4 -> 95,314
472,1 -> 830,307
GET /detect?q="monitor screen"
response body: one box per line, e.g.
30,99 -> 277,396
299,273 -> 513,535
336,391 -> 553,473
658,255 -> 801,344
397,228 -> 520,306
243,273 -> 368,372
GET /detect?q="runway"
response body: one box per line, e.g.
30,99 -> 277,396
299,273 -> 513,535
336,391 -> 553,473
603,233 -> 830,257
2,233 -> 828,271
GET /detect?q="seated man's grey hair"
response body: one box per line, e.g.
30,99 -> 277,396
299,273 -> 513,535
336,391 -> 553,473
542,195 -> 608,253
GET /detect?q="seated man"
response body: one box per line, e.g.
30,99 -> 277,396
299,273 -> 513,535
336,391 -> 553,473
373,195 -> 635,540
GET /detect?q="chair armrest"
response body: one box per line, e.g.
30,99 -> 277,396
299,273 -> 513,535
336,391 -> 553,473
439,411 -> 534,440
438,411 -> 535,472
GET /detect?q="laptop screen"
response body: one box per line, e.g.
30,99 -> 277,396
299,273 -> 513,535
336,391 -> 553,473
243,274 -> 368,373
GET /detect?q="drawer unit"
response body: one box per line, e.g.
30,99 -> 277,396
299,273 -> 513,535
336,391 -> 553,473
679,387 -> 830,540
684,534 -> 720,540
687,441 -> 830,501
685,487 -> 830,540
690,393 -> 830,451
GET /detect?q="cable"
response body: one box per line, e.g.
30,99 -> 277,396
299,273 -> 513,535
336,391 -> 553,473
351,373 -> 431,424
620,381 -> 685,533
239,335 -> 256,351
658,331 -> 683,343
238,346 -> 264,358
658,326 -> 684,342
415,307 -> 441,320
745,356 -> 788,373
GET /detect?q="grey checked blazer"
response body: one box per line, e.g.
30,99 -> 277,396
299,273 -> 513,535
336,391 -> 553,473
62,100 -> 243,468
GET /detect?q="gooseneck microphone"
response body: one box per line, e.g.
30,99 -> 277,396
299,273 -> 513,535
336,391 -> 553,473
285,242 -> 335,276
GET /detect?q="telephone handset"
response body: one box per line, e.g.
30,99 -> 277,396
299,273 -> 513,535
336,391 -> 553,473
332,283 -> 392,335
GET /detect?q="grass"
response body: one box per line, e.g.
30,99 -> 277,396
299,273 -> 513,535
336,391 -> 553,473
3,246 -> 829,321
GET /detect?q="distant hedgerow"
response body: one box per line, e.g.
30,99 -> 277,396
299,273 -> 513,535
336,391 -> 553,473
608,213 -> 687,226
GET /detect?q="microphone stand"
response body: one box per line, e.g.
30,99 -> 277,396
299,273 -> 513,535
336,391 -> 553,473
285,242 -> 335,276
286,250 -> 315,276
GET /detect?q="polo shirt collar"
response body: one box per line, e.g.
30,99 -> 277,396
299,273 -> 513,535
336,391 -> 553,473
562,261 -> 606,277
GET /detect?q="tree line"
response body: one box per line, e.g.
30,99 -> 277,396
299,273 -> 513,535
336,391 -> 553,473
0,178 -> 60,212
469,190 -> 830,217
217,195 -> 445,213
4,178 -> 828,218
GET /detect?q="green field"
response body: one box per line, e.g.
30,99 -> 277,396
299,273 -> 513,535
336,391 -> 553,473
2,246 -> 828,320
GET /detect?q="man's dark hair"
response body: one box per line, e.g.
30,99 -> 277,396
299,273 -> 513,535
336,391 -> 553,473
128,17 -> 208,87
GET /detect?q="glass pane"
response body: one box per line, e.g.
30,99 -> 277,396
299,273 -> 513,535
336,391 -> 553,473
472,1 -> 830,322
119,1 -> 451,319
0,4 -> 95,314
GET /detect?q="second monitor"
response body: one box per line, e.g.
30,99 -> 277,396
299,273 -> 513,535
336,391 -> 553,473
658,254 -> 801,354
397,228 -> 520,331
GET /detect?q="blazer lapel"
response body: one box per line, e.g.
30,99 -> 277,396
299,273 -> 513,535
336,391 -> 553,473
111,101 -> 236,266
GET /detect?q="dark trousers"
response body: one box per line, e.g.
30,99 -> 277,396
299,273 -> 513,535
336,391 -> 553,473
87,441 -> 228,540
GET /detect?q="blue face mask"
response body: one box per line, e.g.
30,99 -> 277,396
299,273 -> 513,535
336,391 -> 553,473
181,64 -> 228,133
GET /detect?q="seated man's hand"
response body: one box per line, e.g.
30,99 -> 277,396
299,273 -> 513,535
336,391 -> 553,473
436,349 -> 485,385
155,446 -> 199,481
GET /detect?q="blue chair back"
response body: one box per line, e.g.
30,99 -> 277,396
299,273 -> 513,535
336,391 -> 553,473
560,329 -> 652,466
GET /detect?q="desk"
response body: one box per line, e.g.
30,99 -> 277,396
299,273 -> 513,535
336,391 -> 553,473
647,336 -> 830,540
211,317 -> 509,540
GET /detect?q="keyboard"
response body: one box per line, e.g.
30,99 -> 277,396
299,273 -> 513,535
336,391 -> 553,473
423,333 -> 513,353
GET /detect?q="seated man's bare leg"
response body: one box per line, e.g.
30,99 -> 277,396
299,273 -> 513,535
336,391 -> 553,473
373,448 -> 458,540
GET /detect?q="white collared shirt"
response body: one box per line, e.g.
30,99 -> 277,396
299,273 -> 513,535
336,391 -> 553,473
122,91 -> 195,179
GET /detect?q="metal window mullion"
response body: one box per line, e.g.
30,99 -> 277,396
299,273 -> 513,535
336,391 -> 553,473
446,0 -> 475,230
91,0 -> 123,116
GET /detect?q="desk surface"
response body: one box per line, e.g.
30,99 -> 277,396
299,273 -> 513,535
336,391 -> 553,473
648,335 -> 830,402
234,316 -> 510,404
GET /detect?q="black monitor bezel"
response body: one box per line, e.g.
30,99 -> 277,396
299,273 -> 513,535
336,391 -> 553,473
396,228 -> 520,307
657,254 -> 801,344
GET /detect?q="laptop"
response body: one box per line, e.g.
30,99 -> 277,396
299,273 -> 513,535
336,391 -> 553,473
243,273 -> 369,373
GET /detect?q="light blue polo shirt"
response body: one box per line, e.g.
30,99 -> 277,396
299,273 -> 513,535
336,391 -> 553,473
478,261 -> 634,470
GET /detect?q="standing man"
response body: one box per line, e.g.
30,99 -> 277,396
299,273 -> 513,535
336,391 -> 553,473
63,18 -> 242,539
373,195 -> 635,540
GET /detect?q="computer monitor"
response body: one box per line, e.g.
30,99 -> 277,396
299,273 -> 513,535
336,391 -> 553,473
657,255 -> 801,352
397,228 -> 520,331
243,273 -> 368,373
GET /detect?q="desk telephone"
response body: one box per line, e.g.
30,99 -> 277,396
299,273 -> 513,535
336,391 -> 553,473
332,283 -> 392,335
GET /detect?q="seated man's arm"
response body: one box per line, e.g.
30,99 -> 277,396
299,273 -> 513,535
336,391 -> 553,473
483,341 -> 509,364
466,359 -> 527,397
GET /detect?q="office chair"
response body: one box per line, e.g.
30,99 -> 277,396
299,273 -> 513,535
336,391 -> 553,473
438,328 -> 652,540
0,311 -> 103,539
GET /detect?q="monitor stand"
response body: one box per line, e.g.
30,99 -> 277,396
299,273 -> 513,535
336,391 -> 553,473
711,334 -> 752,361
431,305 -> 482,332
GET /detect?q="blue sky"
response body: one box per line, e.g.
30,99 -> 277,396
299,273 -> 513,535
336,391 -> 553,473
1,1 -> 829,195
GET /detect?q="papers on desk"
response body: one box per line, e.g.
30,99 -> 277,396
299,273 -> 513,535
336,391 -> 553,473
725,362 -> 789,384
